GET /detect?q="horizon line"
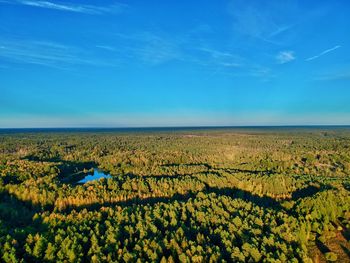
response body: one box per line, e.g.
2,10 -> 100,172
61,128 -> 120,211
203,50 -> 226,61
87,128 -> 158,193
1,124 -> 350,130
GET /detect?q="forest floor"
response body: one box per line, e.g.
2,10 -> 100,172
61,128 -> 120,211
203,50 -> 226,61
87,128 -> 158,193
309,229 -> 350,262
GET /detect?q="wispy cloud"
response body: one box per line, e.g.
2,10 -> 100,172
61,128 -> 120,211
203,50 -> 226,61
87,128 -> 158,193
1,28 -> 268,79
197,47 -> 238,59
228,0 -> 298,44
0,33 -> 183,69
268,24 -> 295,38
109,32 -> 184,65
0,39 -> 118,69
1,0 -> 126,15
276,51 -> 295,64
106,32 -> 251,75
95,45 -> 116,51
305,45 -> 341,61
194,47 -> 243,68
314,70 -> 350,81
135,34 -> 182,65
193,46 -> 273,81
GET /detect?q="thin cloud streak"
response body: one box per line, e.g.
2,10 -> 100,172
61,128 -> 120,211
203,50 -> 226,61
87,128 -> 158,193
95,45 -> 116,51
268,24 -> 295,38
305,45 -> 341,61
1,0 -> 126,15
110,33 -> 246,69
228,0 -> 299,45
314,71 -> 350,81
0,39 -> 119,69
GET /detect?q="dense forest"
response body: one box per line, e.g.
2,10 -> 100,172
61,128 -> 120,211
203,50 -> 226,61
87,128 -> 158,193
0,127 -> 350,262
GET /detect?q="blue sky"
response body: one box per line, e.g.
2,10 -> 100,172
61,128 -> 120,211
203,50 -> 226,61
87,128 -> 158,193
0,0 -> 350,127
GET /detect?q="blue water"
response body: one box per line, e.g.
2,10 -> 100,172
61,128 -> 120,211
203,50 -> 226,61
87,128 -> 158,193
78,169 -> 111,183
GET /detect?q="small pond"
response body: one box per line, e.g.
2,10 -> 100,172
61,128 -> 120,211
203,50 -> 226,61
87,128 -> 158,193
78,168 -> 112,183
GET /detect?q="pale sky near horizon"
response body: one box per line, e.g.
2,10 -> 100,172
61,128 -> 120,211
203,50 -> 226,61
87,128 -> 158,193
1,0 -> 350,127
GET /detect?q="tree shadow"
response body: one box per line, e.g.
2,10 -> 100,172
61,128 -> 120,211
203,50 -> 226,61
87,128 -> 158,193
0,190 -> 49,261
20,155 -> 97,184
216,167 -> 334,201
60,183 -> 286,213
57,160 -> 96,184
23,155 -> 61,162
0,191 -> 46,229
315,239 -> 330,254
343,229 -> 350,242
161,163 -> 212,169
123,172 -> 196,180
218,167 -> 275,176
206,186 -> 284,211
1,174 -> 21,184
61,192 -> 197,213
343,182 -> 350,192
340,244 -> 350,259
337,218 -> 350,242
290,184 -> 333,200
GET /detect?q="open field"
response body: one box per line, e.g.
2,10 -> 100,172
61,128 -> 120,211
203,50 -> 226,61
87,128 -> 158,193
1,127 -> 350,262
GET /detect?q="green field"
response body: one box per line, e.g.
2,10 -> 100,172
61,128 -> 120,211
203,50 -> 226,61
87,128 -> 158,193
1,128 -> 350,262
